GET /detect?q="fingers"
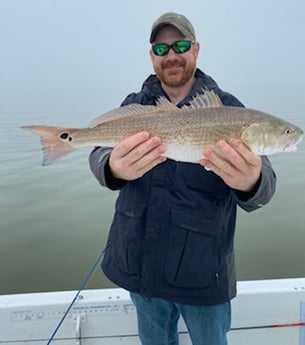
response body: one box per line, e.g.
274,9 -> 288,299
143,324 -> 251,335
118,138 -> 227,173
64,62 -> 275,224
123,135 -> 163,166
111,131 -> 150,158
200,140 -> 262,192
230,140 -> 262,167
202,140 -> 247,175
109,132 -> 167,180
110,134 -> 263,191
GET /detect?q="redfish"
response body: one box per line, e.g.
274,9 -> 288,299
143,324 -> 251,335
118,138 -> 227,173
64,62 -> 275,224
22,90 -> 304,166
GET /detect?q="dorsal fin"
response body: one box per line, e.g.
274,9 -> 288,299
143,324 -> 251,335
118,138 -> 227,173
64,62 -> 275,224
182,89 -> 224,110
155,96 -> 178,110
90,97 -> 177,128
90,104 -> 154,128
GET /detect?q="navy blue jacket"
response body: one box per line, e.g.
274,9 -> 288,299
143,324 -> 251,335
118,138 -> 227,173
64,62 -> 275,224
89,69 -> 276,305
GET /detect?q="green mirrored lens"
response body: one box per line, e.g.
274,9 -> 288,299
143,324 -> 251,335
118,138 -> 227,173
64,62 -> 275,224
153,43 -> 169,56
152,40 -> 192,56
172,40 -> 192,54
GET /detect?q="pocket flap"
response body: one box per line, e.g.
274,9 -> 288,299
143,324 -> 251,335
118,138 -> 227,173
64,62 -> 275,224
171,208 -> 223,236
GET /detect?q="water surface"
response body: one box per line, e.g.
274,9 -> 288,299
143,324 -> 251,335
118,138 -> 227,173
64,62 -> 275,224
1,109 -> 304,295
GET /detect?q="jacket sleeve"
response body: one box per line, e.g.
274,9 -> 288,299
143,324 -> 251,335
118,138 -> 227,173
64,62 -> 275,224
89,146 -> 127,190
88,93 -> 141,190
234,156 -> 277,212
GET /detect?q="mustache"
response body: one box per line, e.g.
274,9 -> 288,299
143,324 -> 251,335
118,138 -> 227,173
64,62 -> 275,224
161,59 -> 186,69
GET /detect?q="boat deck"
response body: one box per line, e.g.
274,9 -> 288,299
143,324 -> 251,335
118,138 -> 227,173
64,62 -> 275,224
0,278 -> 305,344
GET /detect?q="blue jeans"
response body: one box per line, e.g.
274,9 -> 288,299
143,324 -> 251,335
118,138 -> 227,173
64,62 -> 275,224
130,292 -> 231,345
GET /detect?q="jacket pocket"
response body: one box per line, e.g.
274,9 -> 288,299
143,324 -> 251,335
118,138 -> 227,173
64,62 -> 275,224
106,202 -> 146,275
179,162 -> 231,197
164,206 -> 223,288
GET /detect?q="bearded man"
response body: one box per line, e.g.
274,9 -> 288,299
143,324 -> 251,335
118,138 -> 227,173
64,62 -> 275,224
89,12 -> 276,345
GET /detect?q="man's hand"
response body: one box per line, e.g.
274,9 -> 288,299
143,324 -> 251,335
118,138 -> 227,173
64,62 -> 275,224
109,131 -> 167,181
200,139 -> 262,192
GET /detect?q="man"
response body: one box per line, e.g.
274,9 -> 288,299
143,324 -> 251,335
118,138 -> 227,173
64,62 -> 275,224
89,12 -> 276,345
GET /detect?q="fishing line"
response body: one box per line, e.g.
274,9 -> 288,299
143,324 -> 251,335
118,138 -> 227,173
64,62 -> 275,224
46,248 -> 105,344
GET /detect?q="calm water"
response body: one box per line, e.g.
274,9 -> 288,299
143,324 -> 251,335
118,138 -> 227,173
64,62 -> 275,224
1,109 -> 305,295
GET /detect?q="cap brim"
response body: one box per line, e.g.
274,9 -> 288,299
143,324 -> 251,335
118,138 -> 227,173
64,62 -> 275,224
150,23 -> 192,43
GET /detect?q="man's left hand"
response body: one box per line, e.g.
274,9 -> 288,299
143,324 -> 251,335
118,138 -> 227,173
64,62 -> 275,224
200,139 -> 262,192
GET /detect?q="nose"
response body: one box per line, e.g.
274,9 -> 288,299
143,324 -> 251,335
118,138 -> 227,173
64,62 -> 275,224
165,48 -> 179,59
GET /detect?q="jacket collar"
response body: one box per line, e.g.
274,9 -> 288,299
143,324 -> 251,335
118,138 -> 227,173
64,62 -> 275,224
141,68 -> 219,106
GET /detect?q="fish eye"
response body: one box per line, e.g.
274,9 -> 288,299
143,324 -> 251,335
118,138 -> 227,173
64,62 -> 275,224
60,133 -> 69,140
285,128 -> 292,135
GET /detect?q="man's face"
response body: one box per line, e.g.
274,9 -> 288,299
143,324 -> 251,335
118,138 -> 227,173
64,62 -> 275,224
150,26 -> 199,88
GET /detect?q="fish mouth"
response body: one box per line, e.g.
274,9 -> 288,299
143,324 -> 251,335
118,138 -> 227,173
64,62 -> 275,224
284,134 -> 304,152
284,145 -> 297,152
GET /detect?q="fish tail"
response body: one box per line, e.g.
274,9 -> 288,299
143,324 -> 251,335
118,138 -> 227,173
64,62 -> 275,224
22,125 -> 78,165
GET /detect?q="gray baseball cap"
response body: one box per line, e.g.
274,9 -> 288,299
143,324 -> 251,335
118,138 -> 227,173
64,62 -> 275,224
150,12 -> 196,43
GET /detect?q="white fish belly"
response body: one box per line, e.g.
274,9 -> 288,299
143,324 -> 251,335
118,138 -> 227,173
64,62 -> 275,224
165,143 -> 205,163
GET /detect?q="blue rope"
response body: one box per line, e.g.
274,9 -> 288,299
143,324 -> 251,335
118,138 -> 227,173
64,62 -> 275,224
47,248 -> 105,344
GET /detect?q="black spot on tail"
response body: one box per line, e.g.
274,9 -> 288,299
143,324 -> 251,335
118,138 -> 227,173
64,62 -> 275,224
60,133 -> 69,140
60,133 -> 73,142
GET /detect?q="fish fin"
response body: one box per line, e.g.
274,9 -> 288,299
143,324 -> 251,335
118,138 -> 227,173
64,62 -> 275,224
183,89 -> 224,110
90,104 -> 157,128
90,98 -> 177,128
241,123 -> 267,155
22,125 -> 77,165
90,90 -> 222,128
155,97 -> 178,110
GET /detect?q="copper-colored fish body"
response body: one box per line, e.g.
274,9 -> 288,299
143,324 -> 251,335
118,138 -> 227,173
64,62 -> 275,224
22,91 -> 304,165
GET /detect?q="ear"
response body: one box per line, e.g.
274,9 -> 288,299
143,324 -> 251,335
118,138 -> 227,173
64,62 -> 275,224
149,48 -> 156,64
193,41 -> 200,58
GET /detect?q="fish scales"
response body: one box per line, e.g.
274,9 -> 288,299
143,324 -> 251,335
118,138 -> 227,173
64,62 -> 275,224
72,107 -> 262,146
21,90 -> 304,165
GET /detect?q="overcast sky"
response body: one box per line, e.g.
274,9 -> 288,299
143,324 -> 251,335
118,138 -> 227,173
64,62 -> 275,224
0,0 -> 304,124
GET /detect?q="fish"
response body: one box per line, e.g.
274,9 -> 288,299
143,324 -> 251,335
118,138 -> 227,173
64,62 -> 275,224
22,90 -> 304,166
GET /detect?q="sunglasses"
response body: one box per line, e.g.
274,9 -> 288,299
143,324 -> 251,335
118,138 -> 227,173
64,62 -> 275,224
152,40 -> 194,57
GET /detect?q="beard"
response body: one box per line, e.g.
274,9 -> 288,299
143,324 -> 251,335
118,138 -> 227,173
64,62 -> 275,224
153,57 -> 196,88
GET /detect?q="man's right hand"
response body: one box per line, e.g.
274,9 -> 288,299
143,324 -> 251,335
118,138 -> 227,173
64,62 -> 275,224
109,131 -> 167,181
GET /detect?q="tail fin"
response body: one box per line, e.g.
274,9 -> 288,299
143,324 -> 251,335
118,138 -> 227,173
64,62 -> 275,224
22,125 -> 77,166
